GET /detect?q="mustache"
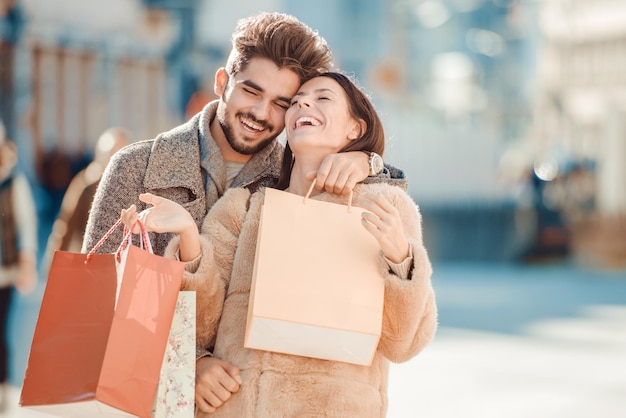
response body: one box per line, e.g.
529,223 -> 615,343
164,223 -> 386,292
237,112 -> 272,131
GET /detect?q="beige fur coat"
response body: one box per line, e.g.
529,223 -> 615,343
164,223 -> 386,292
165,182 -> 437,417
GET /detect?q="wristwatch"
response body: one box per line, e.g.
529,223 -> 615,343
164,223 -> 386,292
364,151 -> 384,176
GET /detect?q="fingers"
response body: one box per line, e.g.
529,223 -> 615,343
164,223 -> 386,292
360,193 -> 397,221
120,204 -> 137,221
121,194 -> 170,235
361,211 -> 386,236
325,168 -> 360,195
224,362 -> 243,386
139,192 -> 160,205
195,357 -> 241,413
338,173 -> 359,195
121,201 -> 155,234
314,154 -> 364,195
313,161 -> 332,191
120,204 -> 141,234
360,193 -> 410,263
319,165 -> 341,194
360,195 -> 388,236
194,395 -> 217,414
195,384 -> 230,412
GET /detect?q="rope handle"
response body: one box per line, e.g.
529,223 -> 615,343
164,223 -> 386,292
116,219 -> 152,261
303,179 -> 353,212
85,218 -> 122,263
85,217 -> 151,263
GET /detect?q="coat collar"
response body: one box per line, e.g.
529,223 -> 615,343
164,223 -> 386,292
143,100 -> 283,198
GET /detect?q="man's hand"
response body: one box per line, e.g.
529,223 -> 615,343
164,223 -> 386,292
195,356 -> 242,413
306,151 -> 369,195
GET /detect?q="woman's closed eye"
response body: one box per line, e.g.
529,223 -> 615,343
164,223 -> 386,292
290,96 -> 330,107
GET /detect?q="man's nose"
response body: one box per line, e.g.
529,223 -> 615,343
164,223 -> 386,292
253,100 -> 272,119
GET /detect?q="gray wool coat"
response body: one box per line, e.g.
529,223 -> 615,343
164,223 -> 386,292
82,101 -> 283,255
81,101 -> 406,256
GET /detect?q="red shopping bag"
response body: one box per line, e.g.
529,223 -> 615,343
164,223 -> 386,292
20,219 -> 185,418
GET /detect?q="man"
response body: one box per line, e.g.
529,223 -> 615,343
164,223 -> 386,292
82,12 -> 405,414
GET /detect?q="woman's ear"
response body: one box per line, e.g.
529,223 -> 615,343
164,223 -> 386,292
214,68 -> 229,97
348,118 -> 367,141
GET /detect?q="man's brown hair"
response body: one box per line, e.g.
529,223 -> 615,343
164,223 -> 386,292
226,12 -> 333,83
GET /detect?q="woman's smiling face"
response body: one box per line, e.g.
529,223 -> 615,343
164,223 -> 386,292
285,76 -> 362,156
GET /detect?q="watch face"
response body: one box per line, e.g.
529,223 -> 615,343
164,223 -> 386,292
372,153 -> 384,174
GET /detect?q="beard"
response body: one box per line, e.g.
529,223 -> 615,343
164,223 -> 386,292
217,102 -> 279,156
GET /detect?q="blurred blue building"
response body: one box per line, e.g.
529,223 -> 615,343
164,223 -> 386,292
1,0 -> 545,265
1,0 -> 623,265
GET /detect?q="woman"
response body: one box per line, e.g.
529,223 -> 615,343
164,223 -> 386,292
123,72 -> 437,417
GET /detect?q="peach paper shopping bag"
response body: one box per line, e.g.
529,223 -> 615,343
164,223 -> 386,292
245,186 -> 385,366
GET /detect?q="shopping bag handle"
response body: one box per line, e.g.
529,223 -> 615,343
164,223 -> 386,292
303,179 -> 353,212
85,217 -> 152,263
117,219 -> 153,259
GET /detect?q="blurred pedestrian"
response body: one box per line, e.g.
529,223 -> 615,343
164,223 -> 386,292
42,127 -> 131,272
0,121 -> 38,413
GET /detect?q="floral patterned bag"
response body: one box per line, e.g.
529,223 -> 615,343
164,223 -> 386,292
152,291 -> 196,418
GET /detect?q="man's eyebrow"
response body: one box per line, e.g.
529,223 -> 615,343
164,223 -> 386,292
241,80 -> 291,104
241,79 -> 263,92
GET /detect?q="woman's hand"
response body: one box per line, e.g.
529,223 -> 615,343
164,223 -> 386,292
121,193 -> 201,261
195,357 -> 242,413
360,193 -> 410,264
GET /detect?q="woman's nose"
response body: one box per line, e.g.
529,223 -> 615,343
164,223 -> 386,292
298,97 -> 311,107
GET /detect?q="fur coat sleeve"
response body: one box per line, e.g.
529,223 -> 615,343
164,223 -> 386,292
164,187 -> 252,350
362,183 -> 437,363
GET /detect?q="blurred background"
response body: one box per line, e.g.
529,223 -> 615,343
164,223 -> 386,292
1,0 -> 625,417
